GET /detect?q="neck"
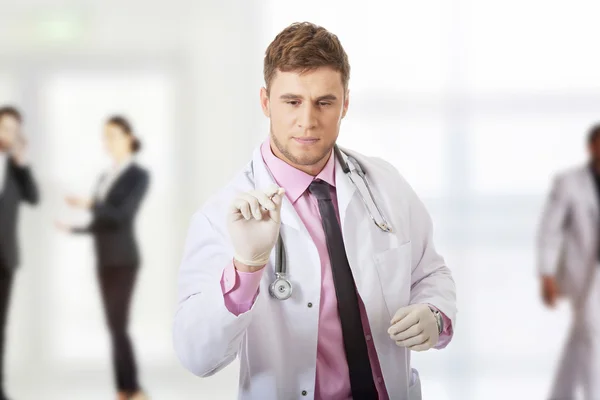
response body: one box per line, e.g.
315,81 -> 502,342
271,144 -> 329,176
296,158 -> 329,176
113,154 -> 131,166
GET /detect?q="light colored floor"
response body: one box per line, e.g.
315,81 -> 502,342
3,360 -> 560,400
5,362 -> 239,400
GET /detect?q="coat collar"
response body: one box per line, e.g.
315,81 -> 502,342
251,145 -> 357,233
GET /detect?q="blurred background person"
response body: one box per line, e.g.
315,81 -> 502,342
537,123 -> 600,400
0,106 -> 39,400
56,116 -> 150,400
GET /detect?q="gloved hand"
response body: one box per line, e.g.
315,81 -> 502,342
227,185 -> 286,268
388,304 -> 439,352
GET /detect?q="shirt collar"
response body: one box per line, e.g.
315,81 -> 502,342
112,157 -> 133,173
260,138 -> 336,204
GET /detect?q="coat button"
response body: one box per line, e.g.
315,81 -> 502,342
301,390 -> 307,396
307,302 -> 313,308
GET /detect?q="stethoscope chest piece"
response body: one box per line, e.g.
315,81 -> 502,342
270,230 -> 293,300
269,274 -> 292,300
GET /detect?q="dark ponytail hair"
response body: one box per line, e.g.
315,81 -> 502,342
106,115 -> 142,153
131,137 -> 142,153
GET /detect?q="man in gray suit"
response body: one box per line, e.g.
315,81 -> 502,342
537,123 -> 600,400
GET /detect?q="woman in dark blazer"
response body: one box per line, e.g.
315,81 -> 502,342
57,116 -> 149,400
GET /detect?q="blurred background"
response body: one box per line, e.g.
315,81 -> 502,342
1,0 -> 600,398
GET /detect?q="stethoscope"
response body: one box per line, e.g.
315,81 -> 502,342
268,145 -> 394,300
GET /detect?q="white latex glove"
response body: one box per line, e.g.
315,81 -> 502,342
227,185 -> 286,267
388,304 -> 439,352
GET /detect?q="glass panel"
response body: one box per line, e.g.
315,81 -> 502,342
466,0 -> 600,94
468,112 -> 595,195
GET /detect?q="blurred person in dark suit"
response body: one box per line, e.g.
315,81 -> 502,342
56,116 -> 149,400
0,106 -> 39,400
537,123 -> 600,400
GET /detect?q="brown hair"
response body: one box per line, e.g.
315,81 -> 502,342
106,115 -> 141,153
263,22 -> 350,94
0,106 -> 22,123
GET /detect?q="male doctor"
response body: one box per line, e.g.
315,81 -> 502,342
537,123 -> 600,400
174,22 -> 456,400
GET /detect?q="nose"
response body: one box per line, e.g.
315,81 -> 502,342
297,103 -> 317,130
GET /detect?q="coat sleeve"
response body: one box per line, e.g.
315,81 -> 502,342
173,210 -> 259,377
401,175 -> 457,346
12,162 -> 39,205
536,174 -> 570,277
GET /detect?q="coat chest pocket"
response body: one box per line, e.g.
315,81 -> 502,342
373,241 -> 412,320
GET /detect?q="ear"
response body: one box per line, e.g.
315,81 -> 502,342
342,89 -> 350,119
260,87 -> 270,118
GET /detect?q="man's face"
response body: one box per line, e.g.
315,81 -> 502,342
590,138 -> 600,163
260,67 -> 349,174
0,115 -> 20,150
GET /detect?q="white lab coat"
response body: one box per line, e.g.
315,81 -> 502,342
174,145 -> 457,400
537,165 -> 600,399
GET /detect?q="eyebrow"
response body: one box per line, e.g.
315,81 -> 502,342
279,93 -> 338,101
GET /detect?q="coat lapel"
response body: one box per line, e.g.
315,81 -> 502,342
581,166 -> 599,220
335,149 -> 383,295
0,157 -> 8,200
334,149 -> 357,233
103,164 -> 135,203
251,147 -> 305,234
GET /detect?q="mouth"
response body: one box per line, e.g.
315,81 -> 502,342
293,137 -> 320,145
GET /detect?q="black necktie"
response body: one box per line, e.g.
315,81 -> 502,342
309,180 -> 378,399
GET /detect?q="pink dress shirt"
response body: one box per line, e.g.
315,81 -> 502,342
220,139 -> 452,399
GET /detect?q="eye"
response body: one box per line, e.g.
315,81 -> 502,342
286,101 -> 300,106
318,102 -> 332,107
